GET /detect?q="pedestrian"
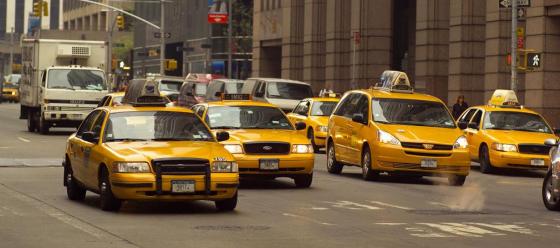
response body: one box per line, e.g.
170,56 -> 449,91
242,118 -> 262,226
452,95 -> 469,120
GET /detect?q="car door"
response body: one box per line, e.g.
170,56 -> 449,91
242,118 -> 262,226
288,100 -> 309,126
69,110 -> 101,184
465,109 -> 484,160
331,93 -> 357,162
82,110 -> 108,189
346,94 -> 370,165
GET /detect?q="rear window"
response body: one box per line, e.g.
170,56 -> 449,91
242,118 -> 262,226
267,82 -> 312,100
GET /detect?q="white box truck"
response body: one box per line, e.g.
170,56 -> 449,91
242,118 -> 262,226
19,39 -> 108,134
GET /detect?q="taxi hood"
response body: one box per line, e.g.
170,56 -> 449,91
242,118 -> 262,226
379,124 -> 462,145
214,129 -> 309,145
483,130 -> 556,145
104,141 -> 232,162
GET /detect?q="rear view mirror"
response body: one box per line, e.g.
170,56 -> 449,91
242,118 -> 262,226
545,138 -> 558,147
295,122 -> 306,130
458,121 -> 468,130
467,122 -> 479,130
216,131 -> 230,142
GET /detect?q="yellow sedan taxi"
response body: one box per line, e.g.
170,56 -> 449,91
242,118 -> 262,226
193,94 -> 315,188
63,84 -> 238,212
326,71 -> 470,186
287,94 -> 340,152
457,89 -> 558,173
97,92 -> 125,107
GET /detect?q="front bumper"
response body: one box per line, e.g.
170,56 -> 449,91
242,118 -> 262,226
110,173 -> 238,201
374,143 -> 470,176
490,151 -> 550,170
313,131 -> 328,147
1,93 -> 19,101
234,153 -> 314,177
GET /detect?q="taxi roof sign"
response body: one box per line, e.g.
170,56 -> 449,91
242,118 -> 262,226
123,79 -> 168,107
376,70 -> 413,93
488,89 -> 521,108
318,89 -> 341,98
221,93 -> 252,101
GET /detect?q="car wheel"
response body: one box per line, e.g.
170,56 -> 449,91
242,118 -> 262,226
99,168 -> 122,212
65,162 -> 86,201
215,192 -> 238,212
27,111 -> 36,132
448,175 -> 466,186
479,145 -> 494,174
39,115 -> 49,135
327,141 -> 343,174
307,129 -> 320,153
361,147 -> 378,181
543,172 -> 560,211
294,173 -> 313,188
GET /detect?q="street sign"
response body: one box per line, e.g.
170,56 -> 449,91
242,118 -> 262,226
154,32 -> 171,39
499,0 -> 531,8
208,0 -> 228,24
527,53 -> 541,68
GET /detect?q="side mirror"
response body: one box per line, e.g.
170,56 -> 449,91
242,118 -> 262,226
467,122 -> 479,130
554,128 -> 560,136
82,131 -> 98,144
458,121 -> 468,130
545,138 -> 558,147
352,113 -> 365,124
295,122 -> 306,130
216,131 -> 230,142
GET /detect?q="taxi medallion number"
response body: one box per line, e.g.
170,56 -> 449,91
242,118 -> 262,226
171,180 -> 196,193
421,159 -> 437,168
531,159 -> 545,166
259,159 -> 279,170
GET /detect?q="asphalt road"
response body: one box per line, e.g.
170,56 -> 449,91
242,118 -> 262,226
0,102 -> 559,248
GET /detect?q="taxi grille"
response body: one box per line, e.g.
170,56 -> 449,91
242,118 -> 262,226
401,142 -> 453,151
518,144 -> 550,155
151,158 -> 210,195
243,142 -> 290,155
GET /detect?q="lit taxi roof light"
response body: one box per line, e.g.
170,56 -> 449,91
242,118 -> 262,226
488,89 -> 522,109
221,93 -> 252,101
318,89 -> 341,98
125,79 -> 168,107
375,70 -> 414,93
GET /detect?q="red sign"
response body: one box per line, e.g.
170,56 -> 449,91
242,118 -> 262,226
517,37 -> 524,48
208,13 -> 228,24
353,31 -> 361,45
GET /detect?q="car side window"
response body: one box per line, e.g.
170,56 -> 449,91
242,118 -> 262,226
470,110 -> 483,126
97,96 -> 108,107
333,93 -> 355,117
77,110 -> 101,138
341,94 -> 363,118
196,106 -> 206,117
459,108 -> 475,123
355,94 -> 369,120
91,111 -> 107,139
294,101 -> 309,115
255,82 -> 266,97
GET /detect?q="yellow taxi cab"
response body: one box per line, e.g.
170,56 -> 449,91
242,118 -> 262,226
192,94 -> 315,188
2,74 -> 21,102
457,89 -> 558,173
97,92 -> 125,107
287,91 -> 340,152
63,80 -> 238,212
326,70 -> 470,186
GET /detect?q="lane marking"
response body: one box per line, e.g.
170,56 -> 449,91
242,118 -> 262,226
375,223 -> 407,226
324,200 -> 382,210
370,201 -> 413,210
406,227 -> 454,238
17,137 -> 31,143
497,180 -> 539,186
419,223 -> 504,238
282,213 -> 335,226
468,223 -> 534,235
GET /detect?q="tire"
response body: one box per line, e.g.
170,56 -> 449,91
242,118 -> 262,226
479,145 -> 494,174
39,115 -> 50,135
448,175 -> 466,186
308,129 -> 320,153
543,172 -> 560,211
99,168 -> 122,212
215,192 -> 238,212
294,173 -> 313,188
361,147 -> 378,181
326,141 -> 343,174
65,161 -> 86,201
27,111 -> 36,132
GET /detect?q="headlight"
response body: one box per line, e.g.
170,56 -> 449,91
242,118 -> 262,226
316,125 -> 328,133
453,136 -> 468,149
212,161 -> 238,172
223,144 -> 243,154
112,162 -> 150,173
378,130 -> 401,146
11,91 -> 16,95
292,144 -> 313,154
492,143 -> 517,152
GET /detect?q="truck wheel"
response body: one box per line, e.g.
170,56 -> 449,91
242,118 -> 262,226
27,111 -> 36,132
39,116 -> 50,135
215,192 -> 238,212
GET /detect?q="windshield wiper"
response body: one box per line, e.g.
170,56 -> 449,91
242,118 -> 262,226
106,138 -> 148,142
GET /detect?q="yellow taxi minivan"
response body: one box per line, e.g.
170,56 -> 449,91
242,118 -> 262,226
287,91 -> 340,151
64,79 -> 238,212
193,94 -> 315,188
326,71 -> 470,186
457,89 -> 558,173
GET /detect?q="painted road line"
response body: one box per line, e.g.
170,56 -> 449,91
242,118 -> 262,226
468,223 -> 535,235
282,213 -> 335,226
419,223 -> 505,238
17,137 -> 31,143
370,201 -> 414,210
375,223 -> 407,226
324,200 -> 382,210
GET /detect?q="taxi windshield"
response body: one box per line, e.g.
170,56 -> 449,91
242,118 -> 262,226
206,106 -> 293,130
311,101 -> 338,116
372,98 -> 456,128
104,111 -> 214,142
483,111 -> 552,133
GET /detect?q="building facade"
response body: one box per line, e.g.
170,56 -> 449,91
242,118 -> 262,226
253,0 -> 560,126
63,0 -> 133,31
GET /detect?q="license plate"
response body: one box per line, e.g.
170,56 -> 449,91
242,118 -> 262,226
171,180 -> 195,193
531,159 -> 545,166
259,159 -> 279,170
421,159 -> 437,168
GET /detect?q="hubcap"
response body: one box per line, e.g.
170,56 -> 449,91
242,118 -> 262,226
363,152 -> 370,174
546,176 -> 558,204
101,181 -> 108,193
327,146 -> 334,168
66,173 -> 72,184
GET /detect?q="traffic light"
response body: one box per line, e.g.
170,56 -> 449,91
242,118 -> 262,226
116,15 -> 125,31
42,1 -> 48,16
33,1 -> 42,16
165,59 -> 178,71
